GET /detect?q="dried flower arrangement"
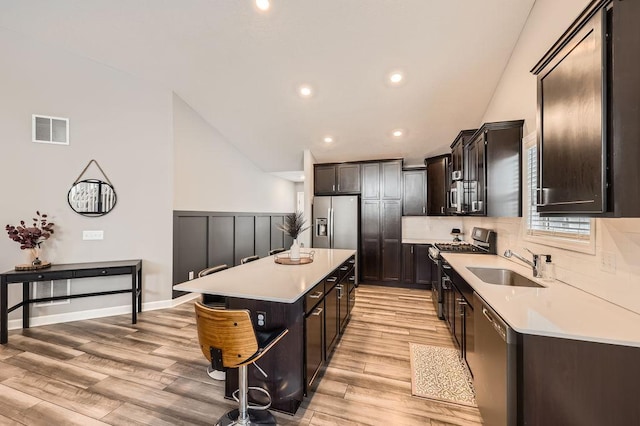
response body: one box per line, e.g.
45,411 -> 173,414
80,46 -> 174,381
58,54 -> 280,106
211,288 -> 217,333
278,211 -> 310,240
5,211 -> 55,250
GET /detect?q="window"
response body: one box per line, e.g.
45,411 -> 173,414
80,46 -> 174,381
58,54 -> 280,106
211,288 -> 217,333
523,134 -> 595,253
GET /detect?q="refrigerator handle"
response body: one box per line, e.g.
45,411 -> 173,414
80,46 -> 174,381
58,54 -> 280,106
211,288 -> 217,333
327,207 -> 332,248
330,207 -> 335,249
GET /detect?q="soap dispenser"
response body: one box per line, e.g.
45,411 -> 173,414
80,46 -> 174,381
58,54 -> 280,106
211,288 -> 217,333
541,255 -> 554,281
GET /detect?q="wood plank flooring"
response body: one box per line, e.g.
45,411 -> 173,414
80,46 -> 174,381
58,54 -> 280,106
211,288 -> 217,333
0,285 -> 483,425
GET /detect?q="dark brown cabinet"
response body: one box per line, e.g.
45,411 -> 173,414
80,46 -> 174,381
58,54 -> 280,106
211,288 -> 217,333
314,163 -> 361,195
401,244 -> 415,284
447,130 -> 477,215
425,155 -> 450,216
360,160 -> 402,284
402,168 -> 427,216
402,244 -> 435,287
464,121 -> 523,217
324,275 -> 339,355
414,245 -> 434,286
531,0 -> 640,217
304,300 -> 324,389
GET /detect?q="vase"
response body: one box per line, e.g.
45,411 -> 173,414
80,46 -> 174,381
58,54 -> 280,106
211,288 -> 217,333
29,247 -> 42,266
290,239 -> 301,261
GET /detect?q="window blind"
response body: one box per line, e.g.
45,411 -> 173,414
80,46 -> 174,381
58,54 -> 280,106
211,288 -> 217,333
526,145 -> 591,240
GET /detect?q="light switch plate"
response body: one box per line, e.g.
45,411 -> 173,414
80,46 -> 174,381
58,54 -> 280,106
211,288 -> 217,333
83,230 -> 104,240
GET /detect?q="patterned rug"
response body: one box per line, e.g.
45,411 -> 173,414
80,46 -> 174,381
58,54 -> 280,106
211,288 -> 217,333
409,343 -> 477,407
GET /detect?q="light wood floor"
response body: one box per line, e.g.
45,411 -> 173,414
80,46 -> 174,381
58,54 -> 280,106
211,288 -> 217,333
0,285 -> 483,425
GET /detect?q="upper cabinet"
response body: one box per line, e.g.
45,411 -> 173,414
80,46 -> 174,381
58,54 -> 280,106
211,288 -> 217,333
424,155 -> 450,216
532,0 -> 640,217
402,168 -> 427,216
464,120 -> 524,217
448,130 -> 477,215
314,163 -> 361,195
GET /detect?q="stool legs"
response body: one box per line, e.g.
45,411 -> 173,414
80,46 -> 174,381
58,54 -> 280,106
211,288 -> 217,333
216,365 -> 277,425
238,365 -> 249,425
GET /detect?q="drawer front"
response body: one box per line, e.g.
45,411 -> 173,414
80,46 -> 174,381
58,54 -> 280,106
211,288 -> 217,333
15,271 -> 73,282
305,281 -> 325,314
325,271 -> 339,291
74,267 -> 133,279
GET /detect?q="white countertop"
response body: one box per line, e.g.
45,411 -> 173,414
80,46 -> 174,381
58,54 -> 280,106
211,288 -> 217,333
173,248 -> 356,303
442,253 -> 640,348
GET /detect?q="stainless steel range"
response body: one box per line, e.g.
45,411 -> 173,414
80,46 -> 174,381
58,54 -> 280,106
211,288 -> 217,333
428,227 -> 496,319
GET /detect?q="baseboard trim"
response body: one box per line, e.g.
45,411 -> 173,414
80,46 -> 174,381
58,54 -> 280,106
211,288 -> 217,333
7,292 -> 200,331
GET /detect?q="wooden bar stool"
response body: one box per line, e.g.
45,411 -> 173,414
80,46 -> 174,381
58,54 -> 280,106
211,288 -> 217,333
197,264 -> 229,380
195,302 -> 288,425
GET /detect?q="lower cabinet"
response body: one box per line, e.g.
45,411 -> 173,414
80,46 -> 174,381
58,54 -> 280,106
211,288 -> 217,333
305,303 -> 324,389
402,244 -> 435,288
441,262 -> 474,372
324,278 -> 339,356
305,255 -> 356,392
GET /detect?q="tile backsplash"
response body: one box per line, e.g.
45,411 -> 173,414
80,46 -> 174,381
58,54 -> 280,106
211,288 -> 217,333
402,216 -> 464,241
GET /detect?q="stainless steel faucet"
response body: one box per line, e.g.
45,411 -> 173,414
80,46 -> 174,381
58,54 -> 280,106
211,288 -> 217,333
504,248 -> 541,277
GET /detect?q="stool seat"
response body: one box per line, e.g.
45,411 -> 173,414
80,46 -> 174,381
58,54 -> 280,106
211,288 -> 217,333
195,302 -> 288,425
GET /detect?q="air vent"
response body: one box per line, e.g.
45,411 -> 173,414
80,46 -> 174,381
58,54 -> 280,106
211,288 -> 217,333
33,279 -> 71,307
32,114 -> 69,145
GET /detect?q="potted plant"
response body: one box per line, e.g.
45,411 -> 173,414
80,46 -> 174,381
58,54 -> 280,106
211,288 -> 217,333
5,211 -> 55,268
278,211 -> 310,261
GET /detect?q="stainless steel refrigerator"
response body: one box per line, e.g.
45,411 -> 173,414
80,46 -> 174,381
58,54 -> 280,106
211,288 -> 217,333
312,196 -> 359,249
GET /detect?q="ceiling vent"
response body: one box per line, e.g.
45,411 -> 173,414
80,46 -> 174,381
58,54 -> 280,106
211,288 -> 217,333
32,114 -> 69,145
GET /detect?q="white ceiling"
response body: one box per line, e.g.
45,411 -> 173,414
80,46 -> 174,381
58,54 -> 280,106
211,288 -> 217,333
0,0 -> 535,174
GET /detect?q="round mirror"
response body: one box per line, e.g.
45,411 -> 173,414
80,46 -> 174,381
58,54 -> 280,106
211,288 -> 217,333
67,179 -> 117,216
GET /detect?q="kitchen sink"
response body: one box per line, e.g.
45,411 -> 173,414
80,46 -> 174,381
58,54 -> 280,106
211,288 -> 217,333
466,267 -> 545,288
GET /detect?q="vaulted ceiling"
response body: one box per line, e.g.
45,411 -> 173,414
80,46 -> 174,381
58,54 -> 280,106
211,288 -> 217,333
0,0 -> 535,174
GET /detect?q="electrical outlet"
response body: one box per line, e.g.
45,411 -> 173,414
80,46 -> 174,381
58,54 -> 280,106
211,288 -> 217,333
600,251 -> 616,273
257,311 -> 266,328
188,271 -> 194,280
83,230 -> 104,240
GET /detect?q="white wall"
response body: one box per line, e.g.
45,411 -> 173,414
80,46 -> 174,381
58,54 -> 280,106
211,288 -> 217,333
0,28 -> 174,322
173,94 -> 295,213
466,0 -> 640,314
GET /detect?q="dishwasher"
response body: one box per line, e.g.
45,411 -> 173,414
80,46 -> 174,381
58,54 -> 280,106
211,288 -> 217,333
471,293 -> 518,426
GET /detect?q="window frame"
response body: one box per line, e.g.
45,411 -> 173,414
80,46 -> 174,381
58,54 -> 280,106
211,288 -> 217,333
521,133 -> 596,254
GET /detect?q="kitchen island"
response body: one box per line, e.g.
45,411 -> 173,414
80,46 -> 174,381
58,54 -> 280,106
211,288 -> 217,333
173,248 -> 357,415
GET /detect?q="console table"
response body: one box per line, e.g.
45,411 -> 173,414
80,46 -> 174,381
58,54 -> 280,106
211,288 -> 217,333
0,259 -> 142,344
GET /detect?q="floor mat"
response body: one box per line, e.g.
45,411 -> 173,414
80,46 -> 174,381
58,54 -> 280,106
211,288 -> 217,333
409,343 -> 477,407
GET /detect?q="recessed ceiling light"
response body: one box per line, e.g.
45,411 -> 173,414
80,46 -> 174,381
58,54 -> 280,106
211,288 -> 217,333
389,71 -> 404,85
255,0 -> 270,11
298,85 -> 313,98
323,136 -> 334,143
392,129 -> 404,138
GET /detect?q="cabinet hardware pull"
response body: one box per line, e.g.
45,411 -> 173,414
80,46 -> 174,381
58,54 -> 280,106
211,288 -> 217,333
309,291 -> 323,299
332,184 -> 335,191
312,307 -> 323,316
327,276 -> 337,282
340,266 -> 348,271
423,206 -> 426,214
